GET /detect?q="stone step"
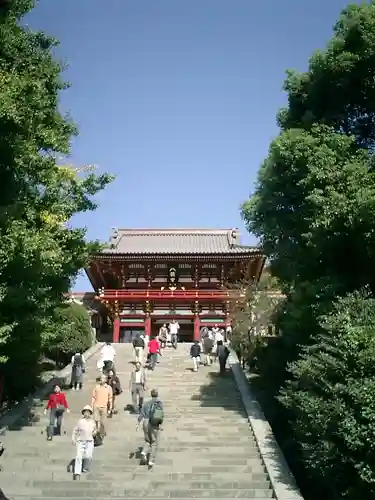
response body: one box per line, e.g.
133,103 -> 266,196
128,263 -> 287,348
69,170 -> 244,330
8,420 -> 253,430
3,459 -> 267,474
4,445 -> 263,458
168,418 -> 251,424
0,345 -> 274,500
4,447 -> 261,459
5,487 -> 274,499
4,439 -> 259,449
5,479 -> 271,490
11,495 -> 272,500
93,471 -> 269,481
4,456 -> 262,469
142,480 -> 272,491
0,471 -> 269,483
146,491 -> 273,499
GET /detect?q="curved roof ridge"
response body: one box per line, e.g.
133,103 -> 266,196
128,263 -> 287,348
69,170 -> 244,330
104,227 -> 256,255
116,228 -> 237,233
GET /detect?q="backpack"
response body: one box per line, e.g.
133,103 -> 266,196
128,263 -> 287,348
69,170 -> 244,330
133,337 -> 144,348
204,337 -> 213,351
113,377 -> 122,395
103,360 -> 115,375
149,401 -> 164,426
191,344 -> 200,357
73,354 -> 83,367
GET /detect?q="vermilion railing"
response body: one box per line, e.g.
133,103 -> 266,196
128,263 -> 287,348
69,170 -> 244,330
99,289 -> 235,300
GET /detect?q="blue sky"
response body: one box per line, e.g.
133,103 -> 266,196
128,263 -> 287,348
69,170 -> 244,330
26,0 -> 352,291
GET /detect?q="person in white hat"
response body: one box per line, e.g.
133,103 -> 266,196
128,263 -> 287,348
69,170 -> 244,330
72,405 -> 97,480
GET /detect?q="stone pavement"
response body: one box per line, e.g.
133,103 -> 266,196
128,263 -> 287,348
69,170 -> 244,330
0,344 -> 274,499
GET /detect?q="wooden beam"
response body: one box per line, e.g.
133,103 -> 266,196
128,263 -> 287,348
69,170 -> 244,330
94,261 -> 107,289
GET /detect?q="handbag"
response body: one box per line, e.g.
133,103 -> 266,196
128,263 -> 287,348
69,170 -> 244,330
54,395 -> 66,413
94,433 -> 103,447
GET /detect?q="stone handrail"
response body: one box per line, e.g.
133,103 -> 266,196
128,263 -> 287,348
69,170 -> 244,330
229,349 -> 304,500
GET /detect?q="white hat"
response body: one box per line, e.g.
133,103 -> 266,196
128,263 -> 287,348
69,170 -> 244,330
82,405 -> 93,414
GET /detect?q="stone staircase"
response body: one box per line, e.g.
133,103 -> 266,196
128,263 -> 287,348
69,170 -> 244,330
0,344 -> 275,499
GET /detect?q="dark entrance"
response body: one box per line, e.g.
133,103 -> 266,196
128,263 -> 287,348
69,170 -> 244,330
119,327 -> 144,343
152,318 -> 194,342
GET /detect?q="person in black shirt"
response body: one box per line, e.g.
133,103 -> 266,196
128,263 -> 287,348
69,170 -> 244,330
216,341 -> 230,375
107,370 -> 122,416
133,334 -> 145,364
190,341 -> 201,372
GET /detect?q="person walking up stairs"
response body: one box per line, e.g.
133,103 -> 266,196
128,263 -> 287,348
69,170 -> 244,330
190,340 -> 201,372
91,375 -> 113,440
136,388 -> 164,469
70,351 -> 85,390
129,362 -> 147,413
0,344 -> 277,499
132,334 -> 145,364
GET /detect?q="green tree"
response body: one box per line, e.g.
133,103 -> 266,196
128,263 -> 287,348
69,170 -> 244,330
241,2 -> 375,497
0,0 -> 113,401
279,291 -> 375,500
242,125 -> 375,291
278,1 -> 375,150
44,302 -> 94,367
230,271 -> 282,368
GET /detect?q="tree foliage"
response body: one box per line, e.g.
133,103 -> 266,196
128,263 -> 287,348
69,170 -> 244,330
279,291 -> 375,500
278,2 -> 375,150
241,2 -> 375,498
44,302 -> 94,367
0,0 -> 113,401
230,271 -> 281,366
242,125 -> 375,290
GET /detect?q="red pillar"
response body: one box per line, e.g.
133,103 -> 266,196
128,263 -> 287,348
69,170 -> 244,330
194,315 -> 200,341
113,316 -> 120,343
145,315 -> 151,337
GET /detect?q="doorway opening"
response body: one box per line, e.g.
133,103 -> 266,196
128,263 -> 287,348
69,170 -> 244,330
152,318 -> 194,342
119,327 -> 144,343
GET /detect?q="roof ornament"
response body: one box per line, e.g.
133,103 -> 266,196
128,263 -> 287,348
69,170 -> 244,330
109,227 -> 119,249
228,228 -> 239,248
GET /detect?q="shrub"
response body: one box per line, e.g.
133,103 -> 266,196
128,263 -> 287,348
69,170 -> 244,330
279,290 -> 375,500
45,302 -> 94,367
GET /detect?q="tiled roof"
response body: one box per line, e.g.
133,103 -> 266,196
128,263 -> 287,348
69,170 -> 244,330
101,228 -> 259,255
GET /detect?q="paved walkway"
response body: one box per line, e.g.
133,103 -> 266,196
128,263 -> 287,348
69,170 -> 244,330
0,344 -> 273,499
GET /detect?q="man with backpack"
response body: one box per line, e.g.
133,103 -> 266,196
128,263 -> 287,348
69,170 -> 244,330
203,333 -> 214,366
190,340 -> 201,372
129,362 -> 147,413
216,340 -> 230,375
100,342 -> 116,374
132,334 -> 145,364
136,388 -> 164,469
70,352 -> 85,390
107,370 -> 122,416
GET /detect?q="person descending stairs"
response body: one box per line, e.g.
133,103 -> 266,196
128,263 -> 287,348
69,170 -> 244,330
0,344 -> 276,499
